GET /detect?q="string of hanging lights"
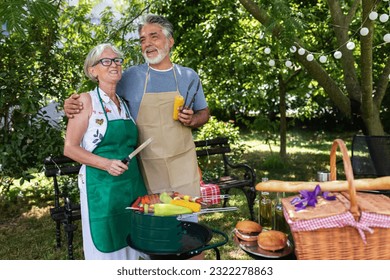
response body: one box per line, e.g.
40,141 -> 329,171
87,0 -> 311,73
264,0 -> 389,71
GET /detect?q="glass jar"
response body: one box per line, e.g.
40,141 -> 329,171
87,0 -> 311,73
317,171 -> 330,182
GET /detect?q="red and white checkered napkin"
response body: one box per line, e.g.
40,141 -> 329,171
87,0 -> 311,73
284,209 -> 390,244
200,180 -> 221,205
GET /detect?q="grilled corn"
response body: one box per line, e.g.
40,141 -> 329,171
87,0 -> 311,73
172,95 -> 184,120
170,199 -> 201,212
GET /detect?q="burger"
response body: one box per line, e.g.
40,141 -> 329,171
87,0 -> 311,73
234,220 -> 262,242
257,230 -> 287,251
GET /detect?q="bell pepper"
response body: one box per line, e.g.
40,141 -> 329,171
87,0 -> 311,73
131,196 -> 141,208
153,203 -> 192,216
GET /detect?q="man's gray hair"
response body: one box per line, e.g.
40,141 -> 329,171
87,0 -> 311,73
138,14 -> 174,39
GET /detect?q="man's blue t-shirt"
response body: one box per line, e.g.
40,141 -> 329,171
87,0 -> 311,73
117,63 -> 208,121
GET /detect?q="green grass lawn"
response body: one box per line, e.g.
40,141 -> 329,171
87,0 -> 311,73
0,128 -> 355,260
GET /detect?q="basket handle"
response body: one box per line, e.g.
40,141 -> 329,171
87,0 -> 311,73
330,139 -> 360,220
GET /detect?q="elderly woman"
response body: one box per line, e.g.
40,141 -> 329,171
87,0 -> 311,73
64,43 -> 147,260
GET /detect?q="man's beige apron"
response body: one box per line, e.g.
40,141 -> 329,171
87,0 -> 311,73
136,66 -> 200,197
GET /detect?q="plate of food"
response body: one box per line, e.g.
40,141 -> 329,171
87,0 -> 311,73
233,220 -> 294,259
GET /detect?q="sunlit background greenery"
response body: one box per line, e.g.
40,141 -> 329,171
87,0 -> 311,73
0,0 -> 388,260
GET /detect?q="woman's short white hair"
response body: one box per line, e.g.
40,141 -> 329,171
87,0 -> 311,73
83,43 -> 123,82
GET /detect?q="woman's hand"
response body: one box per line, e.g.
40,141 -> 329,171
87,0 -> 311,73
106,159 -> 129,176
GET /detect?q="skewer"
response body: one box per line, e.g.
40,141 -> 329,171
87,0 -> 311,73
201,194 -> 230,201
199,206 -> 238,213
202,194 -> 229,198
176,207 -> 238,219
127,206 -> 238,212
126,207 -> 141,210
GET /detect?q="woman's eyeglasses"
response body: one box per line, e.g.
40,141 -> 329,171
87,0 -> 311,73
93,58 -> 124,66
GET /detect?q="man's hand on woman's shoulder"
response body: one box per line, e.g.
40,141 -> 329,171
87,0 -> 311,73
64,93 -> 83,118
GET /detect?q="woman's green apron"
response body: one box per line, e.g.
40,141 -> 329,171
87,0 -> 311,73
86,88 -> 147,253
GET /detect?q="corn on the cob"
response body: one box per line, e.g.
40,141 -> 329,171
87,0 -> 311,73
172,95 -> 184,120
170,199 -> 201,212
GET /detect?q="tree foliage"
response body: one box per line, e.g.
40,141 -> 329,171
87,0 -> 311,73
239,0 -> 390,135
0,0 -> 147,190
153,0 -> 389,135
1,0 -> 389,192
154,1 -> 346,128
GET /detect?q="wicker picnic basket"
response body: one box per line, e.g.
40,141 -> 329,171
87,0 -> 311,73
282,139 -> 390,260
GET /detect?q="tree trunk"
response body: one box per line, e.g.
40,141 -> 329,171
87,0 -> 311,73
278,74 -> 287,160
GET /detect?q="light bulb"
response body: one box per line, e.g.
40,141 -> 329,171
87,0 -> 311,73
306,54 -> 314,61
90,17 -> 100,25
384,33 -> 390,43
1,24 -> 9,37
369,11 -> 378,21
290,46 -> 297,53
380,14 -> 389,23
346,41 -> 355,50
360,27 -> 369,36
259,31 -> 264,39
319,55 -> 327,63
269,60 -> 275,67
264,47 -> 271,54
298,48 -> 305,55
334,51 -> 342,59
285,60 -> 292,68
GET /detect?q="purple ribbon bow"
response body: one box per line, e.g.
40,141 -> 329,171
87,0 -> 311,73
290,184 -> 336,211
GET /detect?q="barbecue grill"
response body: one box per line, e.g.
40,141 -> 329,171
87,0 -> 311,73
127,211 -> 228,259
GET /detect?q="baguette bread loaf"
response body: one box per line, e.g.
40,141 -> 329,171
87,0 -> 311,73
255,176 -> 390,192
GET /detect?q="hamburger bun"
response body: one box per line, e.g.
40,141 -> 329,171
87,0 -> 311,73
257,230 -> 287,251
234,220 -> 262,242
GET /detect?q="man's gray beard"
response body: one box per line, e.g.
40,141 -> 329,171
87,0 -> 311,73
143,52 -> 164,64
143,43 -> 170,65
